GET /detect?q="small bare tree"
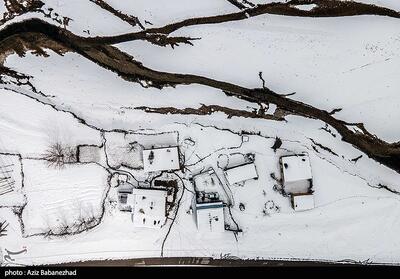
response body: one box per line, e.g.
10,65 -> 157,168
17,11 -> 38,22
75,205 -> 99,232
43,142 -> 76,168
42,228 -> 55,239
126,141 -> 143,153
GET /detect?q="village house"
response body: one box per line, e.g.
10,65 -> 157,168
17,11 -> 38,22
194,201 -> 225,233
191,168 -> 227,233
224,162 -> 258,186
280,153 -> 315,211
142,146 -> 180,173
128,188 -> 168,229
116,172 -> 169,228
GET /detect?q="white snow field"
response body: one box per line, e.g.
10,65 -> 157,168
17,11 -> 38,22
103,0 -> 237,27
1,0 -> 400,266
21,160 -> 110,236
0,88 -> 101,157
357,0 -> 400,11
1,120 -> 399,265
40,0 -> 140,36
117,14 -> 400,142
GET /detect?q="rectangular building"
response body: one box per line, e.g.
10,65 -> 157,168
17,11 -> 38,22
280,154 -> 315,211
142,147 -> 180,173
291,193 -> 315,212
280,154 -> 313,194
129,188 -> 167,229
195,201 -> 225,233
224,162 -> 258,186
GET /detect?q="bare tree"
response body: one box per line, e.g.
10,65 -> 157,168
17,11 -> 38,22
42,228 -> 55,239
56,215 -> 71,235
43,142 -> 76,168
77,205 -> 98,231
126,141 -> 143,153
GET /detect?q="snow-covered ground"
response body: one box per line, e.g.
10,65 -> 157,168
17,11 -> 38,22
117,14 -> 400,142
0,4 -> 6,16
21,160 -> 109,236
41,0 -> 139,36
0,88 -> 101,156
1,121 -> 400,265
104,0 -> 237,27
1,0 -> 400,266
357,0 -> 400,11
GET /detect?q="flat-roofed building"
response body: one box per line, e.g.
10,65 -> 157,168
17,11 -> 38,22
291,193 -> 315,212
128,188 -> 167,229
280,154 -> 315,211
142,147 -> 180,173
224,162 -> 258,186
194,201 -> 225,233
280,154 -> 313,194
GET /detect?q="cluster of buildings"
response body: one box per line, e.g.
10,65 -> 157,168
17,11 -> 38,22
117,146 -> 180,229
190,152 -> 315,234
115,143 -> 316,233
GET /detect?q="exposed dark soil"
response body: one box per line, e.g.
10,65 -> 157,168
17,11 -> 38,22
134,104 -> 285,121
0,1 -> 399,173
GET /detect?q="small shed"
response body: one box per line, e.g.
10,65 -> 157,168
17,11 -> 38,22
142,147 -> 180,173
291,193 -> 315,212
195,201 -> 225,233
129,188 -> 167,229
224,162 -> 258,186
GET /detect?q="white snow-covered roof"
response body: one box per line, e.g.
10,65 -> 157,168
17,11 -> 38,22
281,154 -> 312,183
129,188 -> 167,229
224,163 -> 258,185
292,194 -> 315,211
195,202 -> 225,233
142,147 -> 180,173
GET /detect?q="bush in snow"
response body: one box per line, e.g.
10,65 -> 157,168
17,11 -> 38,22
262,200 -> 280,216
41,205 -> 100,238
